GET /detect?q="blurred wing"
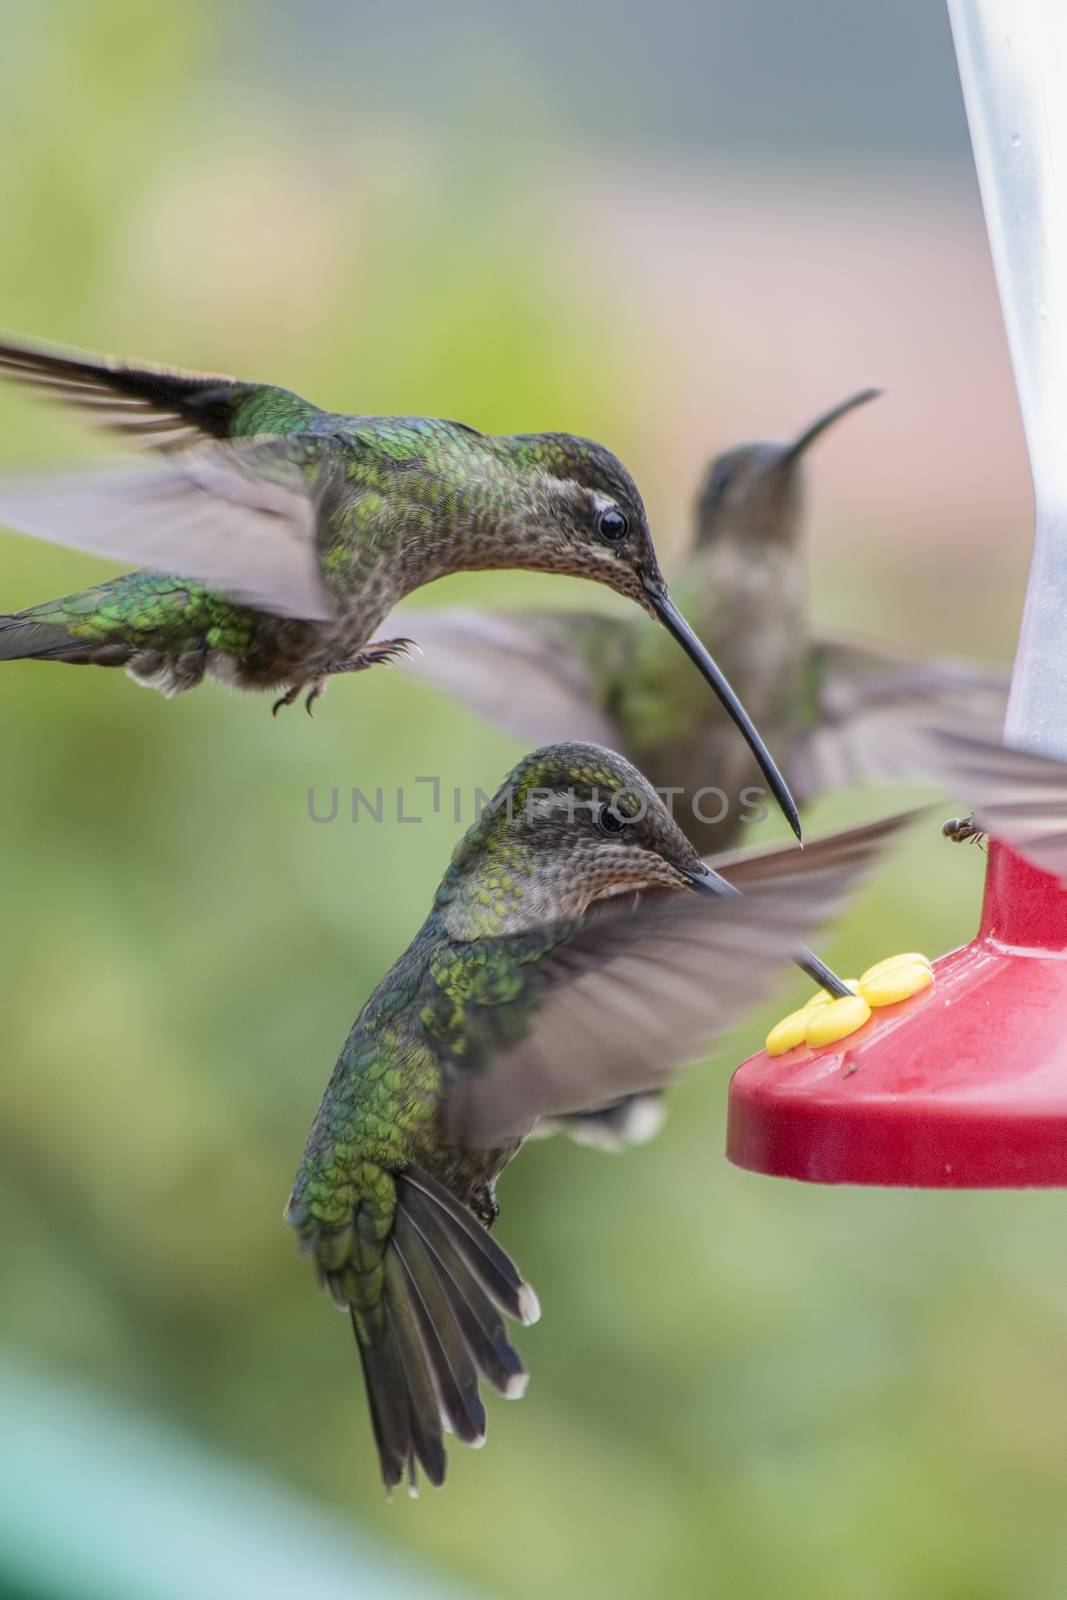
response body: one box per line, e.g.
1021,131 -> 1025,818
446,809 -> 914,1146
792,633 -> 1008,800
932,728 -> 1067,880
393,607 -> 620,746
706,808 -> 923,886
0,441 -> 331,621
0,333 -> 261,449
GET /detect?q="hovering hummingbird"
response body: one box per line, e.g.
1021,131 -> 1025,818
0,335 -> 801,836
286,741 -> 913,1491
400,391 -> 1008,851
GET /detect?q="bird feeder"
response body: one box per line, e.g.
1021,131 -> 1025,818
726,0 -> 1067,1188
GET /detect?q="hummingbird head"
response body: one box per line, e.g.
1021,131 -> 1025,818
436,743 -> 724,938
503,432 -> 802,839
694,389 -> 880,552
505,433 -> 664,609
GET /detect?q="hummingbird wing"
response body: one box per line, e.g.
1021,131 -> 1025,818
437,811 -> 912,1147
792,633 -> 1008,801
702,807 -> 927,883
391,606 -> 624,746
536,807 -> 921,1153
0,440 -> 331,621
930,728 -> 1067,880
0,333 -> 321,449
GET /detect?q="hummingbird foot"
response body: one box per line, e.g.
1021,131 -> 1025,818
271,684 -> 303,717
764,952 -> 934,1057
270,641 -> 418,718
304,679 -> 326,716
470,1180 -> 500,1228
322,638 -> 419,677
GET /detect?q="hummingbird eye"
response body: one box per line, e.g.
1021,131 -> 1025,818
596,801 -> 628,836
596,507 -> 629,543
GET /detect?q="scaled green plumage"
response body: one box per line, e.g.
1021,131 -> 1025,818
286,741 -> 913,1491
0,333 -> 652,701
0,332 -> 803,836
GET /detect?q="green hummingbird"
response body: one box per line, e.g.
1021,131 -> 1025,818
401,391 -> 1008,851
285,740 -> 912,1491
0,334 -> 801,836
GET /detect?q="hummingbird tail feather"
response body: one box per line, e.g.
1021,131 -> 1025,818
0,614 -> 80,661
400,1167 -> 541,1325
350,1166 -> 536,1492
389,1223 -> 487,1443
396,1177 -> 530,1398
354,1298 -> 440,1494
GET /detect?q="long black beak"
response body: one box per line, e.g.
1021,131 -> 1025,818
646,580 -> 802,842
783,387 -> 881,464
679,861 -> 742,899
679,862 -> 852,999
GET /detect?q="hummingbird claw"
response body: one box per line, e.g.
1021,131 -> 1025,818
271,685 -> 301,717
304,680 -> 326,716
358,638 -> 416,668
319,639 -> 418,679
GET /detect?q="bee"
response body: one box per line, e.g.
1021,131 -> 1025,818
942,813 -> 986,848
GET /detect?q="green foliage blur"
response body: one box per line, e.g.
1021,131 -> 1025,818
1,6 -> 1064,1600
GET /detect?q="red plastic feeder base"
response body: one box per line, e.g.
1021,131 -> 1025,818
727,841 -> 1067,1187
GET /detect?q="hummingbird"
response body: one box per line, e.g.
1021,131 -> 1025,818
0,334 -> 801,837
399,391 -> 1008,852
285,740 -> 913,1491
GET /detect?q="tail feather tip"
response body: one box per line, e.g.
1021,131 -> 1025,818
518,1283 -> 541,1326
504,1369 -> 529,1400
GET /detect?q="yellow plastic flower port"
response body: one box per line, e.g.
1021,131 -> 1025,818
765,1008 -> 813,1057
805,994 -> 872,1047
764,953 -> 934,1056
860,955 -> 933,1008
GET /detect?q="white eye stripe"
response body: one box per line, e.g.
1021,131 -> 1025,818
518,791 -> 621,825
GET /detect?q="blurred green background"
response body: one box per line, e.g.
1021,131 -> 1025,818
2,3 -> 1064,1597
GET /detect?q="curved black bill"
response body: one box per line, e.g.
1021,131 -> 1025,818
647,583 -> 802,842
785,387 -> 881,463
679,861 -> 852,998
